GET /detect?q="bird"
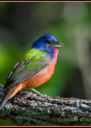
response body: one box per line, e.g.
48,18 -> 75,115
0,33 -> 63,110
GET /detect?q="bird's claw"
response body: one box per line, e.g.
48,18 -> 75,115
29,88 -> 44,96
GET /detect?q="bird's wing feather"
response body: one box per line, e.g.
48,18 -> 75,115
4,49 -> 50,89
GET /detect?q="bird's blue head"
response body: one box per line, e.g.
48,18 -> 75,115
32,33 -> 63,59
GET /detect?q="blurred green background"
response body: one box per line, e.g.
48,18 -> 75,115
0,2 -> 91,126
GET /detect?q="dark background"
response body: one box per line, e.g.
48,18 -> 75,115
0,2 -> 91,125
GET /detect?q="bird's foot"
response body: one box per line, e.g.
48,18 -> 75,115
29,88 -> 44,96
16,89 -> 27,96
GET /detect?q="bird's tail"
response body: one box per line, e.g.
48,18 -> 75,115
0,88 -> 11,110
0,83 -> 22,110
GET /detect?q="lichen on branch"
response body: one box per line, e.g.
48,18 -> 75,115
0,84 -> 91,126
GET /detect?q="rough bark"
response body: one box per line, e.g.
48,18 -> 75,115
0,84 -> 91,126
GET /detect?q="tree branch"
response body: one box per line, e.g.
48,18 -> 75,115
0,84 -> 91,126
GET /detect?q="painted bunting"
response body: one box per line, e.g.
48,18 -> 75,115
0,33 -> 63,110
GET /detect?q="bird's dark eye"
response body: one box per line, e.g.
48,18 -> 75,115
47,41 -> 51,45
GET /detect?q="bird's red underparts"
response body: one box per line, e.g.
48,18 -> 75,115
9,49 -> 58,99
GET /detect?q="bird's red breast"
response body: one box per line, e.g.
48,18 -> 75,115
21,48 -> 58,88
8,49 -> 58,99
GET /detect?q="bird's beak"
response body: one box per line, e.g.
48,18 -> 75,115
54,42 -> 64,48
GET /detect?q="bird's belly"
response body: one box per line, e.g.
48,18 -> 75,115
22,62 -> 55,88
8,49 -> 58,99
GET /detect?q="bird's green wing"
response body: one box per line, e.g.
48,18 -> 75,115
4,49 -> 50,89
